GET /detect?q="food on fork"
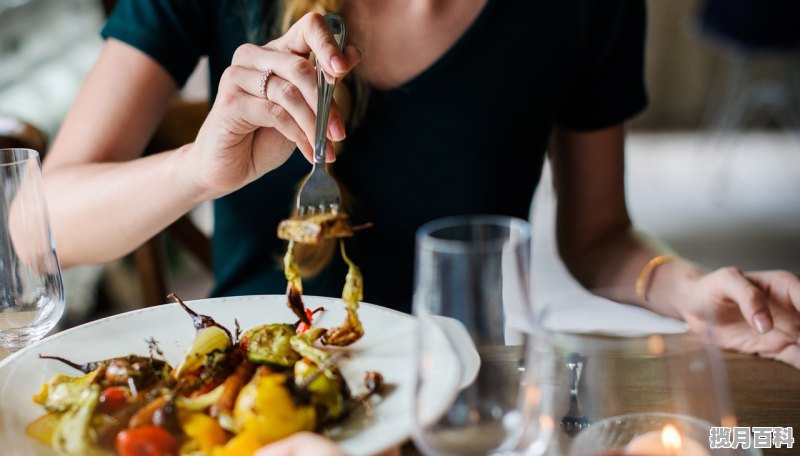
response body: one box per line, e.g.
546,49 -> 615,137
28,295 -> 383,456
279,211 -> 368,346
277,212 -> 353,245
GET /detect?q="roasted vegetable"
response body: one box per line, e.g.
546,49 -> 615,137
25,411 -> 63,446
283,241 -> 310,325
175,382 -> 225,412
169,293 -> 232,341
33,369 -> 100,413
179,412 -> 228,453
290,327 -> 330,367
294,360 -> 346,421
233,369 -> 316,443
323,241 -> 365,346
244,324 -> 301,367
38,354 -> 171,391
174,325 -> 232,379
115,425 -> 178,456
210,359 -> 256,417
277,212 -> 353,245
51,385 -> 111,456
211,431 -> 262,456
97,387 -> 130,415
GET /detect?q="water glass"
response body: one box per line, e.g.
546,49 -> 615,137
517,300 -> 744,455
412,215 -> 533,456
0,148 -> 64,352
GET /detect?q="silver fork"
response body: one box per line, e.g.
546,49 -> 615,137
296,14 -> 346,217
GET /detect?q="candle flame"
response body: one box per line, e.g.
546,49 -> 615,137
661,424 -> 682,450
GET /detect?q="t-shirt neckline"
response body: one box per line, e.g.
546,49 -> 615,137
373,0 -> 496,95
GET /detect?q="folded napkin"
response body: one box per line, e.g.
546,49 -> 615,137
531,162 -> 689,338
536,292 -> 688,337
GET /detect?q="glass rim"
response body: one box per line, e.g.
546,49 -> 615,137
416,214 -> 532,254
0,148 -> 40,167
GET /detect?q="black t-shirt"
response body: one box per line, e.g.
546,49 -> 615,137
102,0 -> 647,313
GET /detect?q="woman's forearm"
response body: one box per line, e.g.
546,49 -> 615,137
44,144 -> 206,267
560,227 -> 705,319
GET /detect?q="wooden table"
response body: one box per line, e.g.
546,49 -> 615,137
403,351 -> 800,455
725,353 -> 800,455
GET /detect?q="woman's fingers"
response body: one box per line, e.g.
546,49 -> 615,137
223,66 -> 318,147
221,89 -> 313,159
229,46 -> 349,142
713,267 -> 774,334
267,12 -> 360,77
254,432 -> 344,456
746,270 -> 800,314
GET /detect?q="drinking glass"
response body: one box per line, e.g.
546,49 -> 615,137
516,296 -> 755,456
0,148 -> 64,352
412,215 -> 533,456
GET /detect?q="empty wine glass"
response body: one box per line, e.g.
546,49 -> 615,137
516,295 -> 755,456
412,215 -> 533,456
0,148 -> 64,353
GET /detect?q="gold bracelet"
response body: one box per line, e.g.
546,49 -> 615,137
635,254 -> 679,302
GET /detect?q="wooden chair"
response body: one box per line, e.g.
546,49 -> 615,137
135,99 -> 212,307
0,114 -> 47,152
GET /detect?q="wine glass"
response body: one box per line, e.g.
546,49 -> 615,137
516,293 -> 756,456
412,215 -> 533,456
0,148 -> 64,353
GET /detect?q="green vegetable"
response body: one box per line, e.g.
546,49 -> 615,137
290,327 -> 329,367
294,360 -> 346,421
51,384 -> 112,456
246,324 -> 301,367
33,369 -> 100,413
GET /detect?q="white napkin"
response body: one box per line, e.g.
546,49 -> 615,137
531,161 -> 689,338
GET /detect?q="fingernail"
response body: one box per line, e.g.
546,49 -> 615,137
752,312 -> 772,334
325,140 -> 336,163
329,119 -> 346,141
331,55 -> 347,73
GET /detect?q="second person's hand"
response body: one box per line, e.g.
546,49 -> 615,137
187,12 -> 362,200
679,268 -> 800,368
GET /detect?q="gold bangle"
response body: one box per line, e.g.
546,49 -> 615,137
635,254 -> 679,302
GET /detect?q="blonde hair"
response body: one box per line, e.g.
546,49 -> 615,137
277,0 -> 368,278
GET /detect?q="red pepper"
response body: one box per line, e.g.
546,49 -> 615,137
296,308 -> 315,334
98,386 -> 128,414
116,425 -> 178,456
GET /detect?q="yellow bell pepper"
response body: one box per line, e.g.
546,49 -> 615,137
234,372 -> 316,445
25,412 -> 63,446
181,412 -> 229,452
211,431 -> 262,456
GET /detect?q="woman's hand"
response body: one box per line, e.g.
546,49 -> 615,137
679,268 -> 800,368
255,433 -> 343,456
189,12 -> 362,199
254,432 -> 400,456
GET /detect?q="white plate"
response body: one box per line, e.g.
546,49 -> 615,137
0,295 -> 419,456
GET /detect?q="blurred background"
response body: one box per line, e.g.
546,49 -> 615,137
0,0 -> 798,328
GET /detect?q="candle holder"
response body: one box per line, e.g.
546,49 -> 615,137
569,412 -> 760,455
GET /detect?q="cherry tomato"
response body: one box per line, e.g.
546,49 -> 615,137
296,308 -> 315,334
116,425 -> 178,456
98,386 -> 128,414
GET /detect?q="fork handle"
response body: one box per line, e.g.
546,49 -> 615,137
314,14 -> 347,164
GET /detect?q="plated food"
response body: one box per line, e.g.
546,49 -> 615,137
26,213 -> 377,455
27,294 -> 382,456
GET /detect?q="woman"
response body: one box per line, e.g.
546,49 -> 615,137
43,0 -> 799,370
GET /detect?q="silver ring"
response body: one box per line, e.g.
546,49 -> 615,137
258,68 -> 272,98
